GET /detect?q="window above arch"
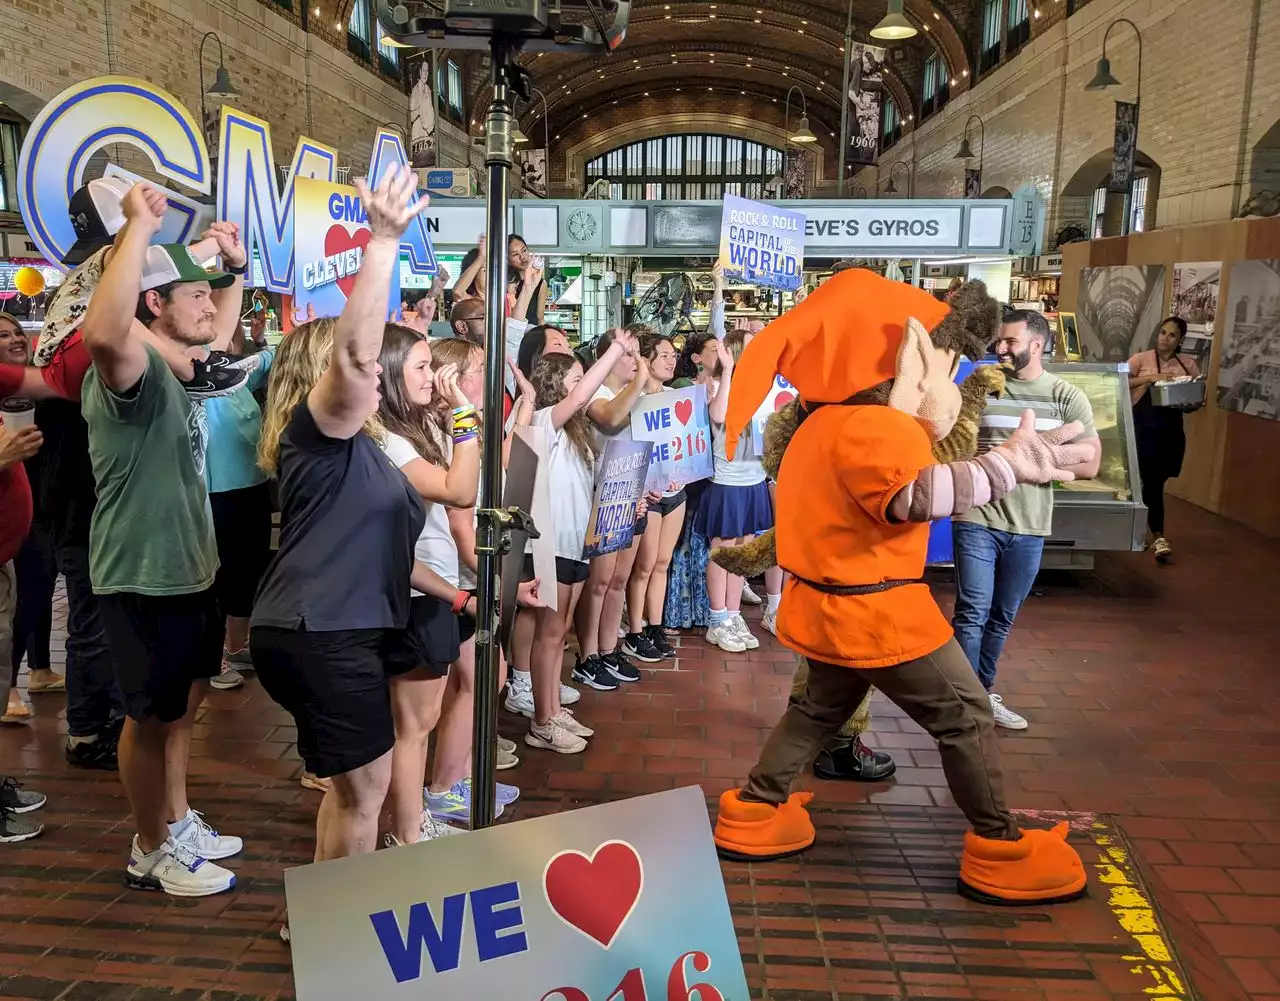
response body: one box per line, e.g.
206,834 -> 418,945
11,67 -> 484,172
584,133 -> 786,200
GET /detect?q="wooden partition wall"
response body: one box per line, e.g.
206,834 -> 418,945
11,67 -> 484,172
1058,216 -> 1280,540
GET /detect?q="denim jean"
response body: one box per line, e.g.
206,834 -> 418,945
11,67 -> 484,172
56,543 -> 124,736
950,521 -> 1044,691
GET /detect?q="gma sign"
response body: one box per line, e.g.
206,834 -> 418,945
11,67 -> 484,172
16,75 -> 437,293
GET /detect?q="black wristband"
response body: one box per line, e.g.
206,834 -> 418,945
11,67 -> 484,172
226,261 -> 248,276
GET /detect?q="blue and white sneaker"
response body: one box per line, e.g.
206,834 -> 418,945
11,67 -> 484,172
425,780 -> 506,826
125,836 -> 235,897
170,809 -> 243,860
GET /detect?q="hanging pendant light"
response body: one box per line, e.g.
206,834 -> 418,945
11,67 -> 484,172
870,0 -> 918,41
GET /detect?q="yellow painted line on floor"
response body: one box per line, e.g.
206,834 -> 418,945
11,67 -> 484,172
1090,821 -> 1190,1000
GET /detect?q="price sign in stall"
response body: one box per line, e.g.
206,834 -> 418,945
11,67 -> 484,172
630,384 -> 714,494
285,786 -> 750,1001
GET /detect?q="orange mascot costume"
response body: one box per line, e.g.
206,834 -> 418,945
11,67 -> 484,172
712,269 -> 1090,905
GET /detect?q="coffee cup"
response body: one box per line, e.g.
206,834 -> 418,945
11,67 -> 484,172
1,398 -> 35,431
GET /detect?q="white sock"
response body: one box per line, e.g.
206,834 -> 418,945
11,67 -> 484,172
512,668 -> 531,683
710,608 -> 730,627
767,592 -> 781,614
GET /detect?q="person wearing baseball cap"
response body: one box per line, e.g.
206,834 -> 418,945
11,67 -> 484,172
79,181 -> 245,898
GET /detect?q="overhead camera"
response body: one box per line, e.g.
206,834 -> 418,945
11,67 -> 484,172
377,0 -> 629,53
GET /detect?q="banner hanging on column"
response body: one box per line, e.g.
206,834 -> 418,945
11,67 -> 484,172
845,43 -> 886,171
964,168 -> 982,199
1108,101 -> 1139,194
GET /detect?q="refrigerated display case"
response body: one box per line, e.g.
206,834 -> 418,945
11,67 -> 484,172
1044,362 -> 1147,568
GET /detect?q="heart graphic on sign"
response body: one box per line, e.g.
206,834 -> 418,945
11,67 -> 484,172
774,391 -> 795,411
323,224 -> 372,299
674,399 -> 694,426
542,840 -> 644,950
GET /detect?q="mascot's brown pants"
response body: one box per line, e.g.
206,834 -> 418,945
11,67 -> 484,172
745,637 -> 1019,841
790,659 -> 871,738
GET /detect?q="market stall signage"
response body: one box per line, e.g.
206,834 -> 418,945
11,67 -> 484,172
16,75 -> 437,292
285,786 -> 747,1000
801,204 -> 964,248
630,384 -> 714,493
718,194 -> 805,292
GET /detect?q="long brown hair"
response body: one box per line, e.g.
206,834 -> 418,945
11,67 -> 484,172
375,323 -> 444,466
531,352 -> 595,465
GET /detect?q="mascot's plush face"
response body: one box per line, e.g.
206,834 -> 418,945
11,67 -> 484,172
887,317 -> 964,443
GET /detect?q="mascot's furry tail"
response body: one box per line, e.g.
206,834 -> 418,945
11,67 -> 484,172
710,364 -> 1006,580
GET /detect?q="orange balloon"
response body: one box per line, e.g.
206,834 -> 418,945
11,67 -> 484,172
13,267 -> 45,297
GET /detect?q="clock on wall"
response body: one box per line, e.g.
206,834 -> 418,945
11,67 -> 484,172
566,208 -> 598,243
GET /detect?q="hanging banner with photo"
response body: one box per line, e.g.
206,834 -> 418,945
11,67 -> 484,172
631,383 -> 714,493
1108,101 -> 1139,194
518,148 -> 547,198
293,177 -> 400,319
718,194 -> 805,292
582,440 -> 652,559
409,60 -> 437,168
964,168 -> 982,199
783,149 -> 806,199
845,43 -> 886,170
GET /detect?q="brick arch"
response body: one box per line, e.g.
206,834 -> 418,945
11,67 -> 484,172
905,0 -> 971,87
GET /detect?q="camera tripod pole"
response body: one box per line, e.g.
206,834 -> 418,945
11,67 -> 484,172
470,39 -> 518,832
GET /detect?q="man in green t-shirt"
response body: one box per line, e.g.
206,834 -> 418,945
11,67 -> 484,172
81,181 -> 247,898
951,310 -> 1101,730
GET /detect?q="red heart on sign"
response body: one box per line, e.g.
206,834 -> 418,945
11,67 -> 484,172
674,398 -> 694,426
323,224 -> 372,299
543,840 -> 644,950
774,391 -> 795,412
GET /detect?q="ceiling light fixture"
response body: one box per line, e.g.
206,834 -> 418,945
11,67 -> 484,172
870,0 -> 917,40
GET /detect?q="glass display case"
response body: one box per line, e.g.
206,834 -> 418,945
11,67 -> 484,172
1044,363 -> 1147,567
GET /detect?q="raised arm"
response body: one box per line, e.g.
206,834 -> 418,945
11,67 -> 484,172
886,410 -> 1096,523
201,222 -> 248,352
586,335 -> 647,433
81,183 -> 167,392
396,365 -> 480,507
452,236 -> 485,300
708,338 -> 734,424
309,167 -> 428,439
548,335 -> 627,431
709,262 -> 727,338
1,365 -> 62,400
503,358 -> 536,467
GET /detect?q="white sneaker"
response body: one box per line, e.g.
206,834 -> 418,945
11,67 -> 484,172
1152,536 -> 1172,563
551,708 -> 594,738
504,679 -> 535,717
420,813 -> 465,840
497,745 -> 520,770
559,682 -> 581,706
525,719 -> 587,754
125,836 -> 235,897
989,693 -> 1028,730
170,810 -> 242,860
761,609 -> 778,636
706,622 -> 747,653
497,735 -> 517,754
741,583 -> 763,606
730,613 -> 760,650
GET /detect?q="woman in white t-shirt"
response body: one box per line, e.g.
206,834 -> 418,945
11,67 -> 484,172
622,329 -> 686,663
523,334 -> 633,754
695,329 -> 776,653
573,327 -> 650,693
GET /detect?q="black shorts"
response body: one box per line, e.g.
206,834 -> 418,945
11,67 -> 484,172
210,482 -> 274,619
522,553 -> 590,587
385,595 -> 458,678
98,589 -> 223,723
250,626 -> 396,778
653,491 -> 687,517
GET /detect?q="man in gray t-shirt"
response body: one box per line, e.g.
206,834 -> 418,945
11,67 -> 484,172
951,310 -> 1100,730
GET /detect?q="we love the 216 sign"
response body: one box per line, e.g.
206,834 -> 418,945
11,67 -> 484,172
284,785 -> 748,1000
630,384 -> 714,494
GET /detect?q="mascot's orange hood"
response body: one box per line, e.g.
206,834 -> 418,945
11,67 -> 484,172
723,268 -> 953,458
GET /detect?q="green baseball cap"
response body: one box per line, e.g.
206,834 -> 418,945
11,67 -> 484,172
140,243 -> 235,292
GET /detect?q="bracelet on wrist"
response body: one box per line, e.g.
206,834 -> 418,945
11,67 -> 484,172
451,590 -> 470,615
226,261 -> 248,276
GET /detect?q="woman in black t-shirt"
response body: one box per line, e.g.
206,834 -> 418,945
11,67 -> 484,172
250,169 -> 479,878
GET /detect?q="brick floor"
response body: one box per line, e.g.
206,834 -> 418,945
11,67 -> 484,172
1,497 -> 1278,1000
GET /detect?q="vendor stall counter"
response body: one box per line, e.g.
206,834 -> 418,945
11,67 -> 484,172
1043,362 -> 1147,569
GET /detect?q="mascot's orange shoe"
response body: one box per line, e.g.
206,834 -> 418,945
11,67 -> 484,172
958,822 -> 1088,905
714,789 -> 816,862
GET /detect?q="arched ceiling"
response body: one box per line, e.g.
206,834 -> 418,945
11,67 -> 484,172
462,0 -> 973,142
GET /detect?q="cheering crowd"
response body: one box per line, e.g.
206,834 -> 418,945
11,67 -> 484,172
9,164 -> 1214,913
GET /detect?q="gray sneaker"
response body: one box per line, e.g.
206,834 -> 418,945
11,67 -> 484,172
0,805 -> 44,843
0,776 -> 47,814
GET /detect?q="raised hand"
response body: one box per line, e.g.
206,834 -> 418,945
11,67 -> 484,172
202,220 -> 247,269
508,357 -> 535,401
712,260 -> 725,289
356,165 -> 429,243
433,362 -> 470,409
122,182 -> 168,237
714,337 -> 734,373
993,410 -> 1093,485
